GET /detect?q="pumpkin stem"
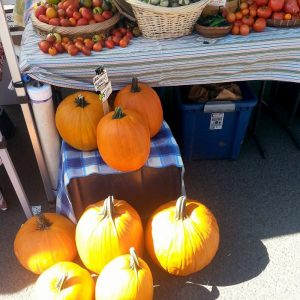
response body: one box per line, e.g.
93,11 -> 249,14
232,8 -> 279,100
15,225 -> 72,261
130,247 -> 141,270
112,107 -> 126,119
36,213 -> 53,230
75,94 -> 89,108
101,195 -> 115,219
56,273 -> 68,292
131,77 -> 141,93
175,196 -> 187,220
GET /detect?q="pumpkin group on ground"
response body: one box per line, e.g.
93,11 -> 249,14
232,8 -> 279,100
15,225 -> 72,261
97,107 -> 150,172
55,91 -> 104,151
114,77 -> 163,138
14,213 -> 77,274
75,196 -> 144,274
145,196 -> 220,276
96,247 -> 153,300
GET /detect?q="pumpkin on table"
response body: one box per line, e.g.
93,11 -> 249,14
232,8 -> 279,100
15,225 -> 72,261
97,106 -> 150,172
96,247 -> 153,300
145,196 -> 220,276
114,77 -> 163,138
34,261 -> 95,300
14,213 -> 77,274
76,196 -> 144,274
55,91 -> 104,151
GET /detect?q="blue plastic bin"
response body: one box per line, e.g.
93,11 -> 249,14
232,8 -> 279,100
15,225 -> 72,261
177,82 -> 257,160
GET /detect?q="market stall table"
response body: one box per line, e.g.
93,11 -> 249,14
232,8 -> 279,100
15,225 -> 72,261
20,21 -> 300,90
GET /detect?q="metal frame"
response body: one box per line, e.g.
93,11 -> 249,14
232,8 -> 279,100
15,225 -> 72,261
0,0 -> 54,203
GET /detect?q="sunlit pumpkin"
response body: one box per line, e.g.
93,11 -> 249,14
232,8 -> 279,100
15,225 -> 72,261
146,196 -> 220,276
97,106 -> 150,172
34,261 -> 95,300
55,91 -> 104,151
14,213 -> 77,274
96,247 -> 153,300
114,77 -> 163,137
76,196 -> 144,274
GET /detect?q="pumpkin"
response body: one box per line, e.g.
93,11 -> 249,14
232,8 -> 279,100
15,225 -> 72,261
34,261 -> 95,300
114,77 -> 163,138
76,196 -> 144,274
97,106 -> 150,172
14,213 -> 77,274
145,196 -> 220,276
95,247 -> 153,300
55,91 -> 104,151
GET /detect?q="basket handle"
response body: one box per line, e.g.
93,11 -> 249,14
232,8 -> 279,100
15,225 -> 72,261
111,0 -> 136,22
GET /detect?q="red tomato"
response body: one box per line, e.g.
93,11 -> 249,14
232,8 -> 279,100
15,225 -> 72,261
74,41 -> 84,50
93,41 -> 103,52
102,10 -> 113,20
38,40 -> 51,53
35,5 -> 47,18
105,40 -> 115,49
253,17 -> 267,31
67,45 -> 79,56
112,36 -> 122,46
231,25 -> 240,35
284,0 -> 300,14
93,13 -> 106,22
119,39 -> 128,48
125,32 -> 133,40
38,14 -> 50,24
272,11 -> 284,19
73,11 -> 81,20
48,46 -> 58,56
242,15 -> 255,26
60,18 -> 72,26
254,0 -> 268,6
81,46 -> 91,56
57,9 -> 66,18
54,42 -> 65,53
257,6 -> 272,18
84,39 -> 94,50
268,0 -> 284,11
226,12 -> 236,23
69,17 -> 77,26
66,6 -> 75,18
119,28 -> 127,35
77,18 -> 89,26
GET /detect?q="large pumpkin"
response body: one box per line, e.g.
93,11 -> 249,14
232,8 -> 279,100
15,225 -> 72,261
96,247 -> 153,300
114,78 -> 163,138
55,91 -> 104,151
97,107 -> 150,172
76,196 -> 144,274
14,213 -> 77,274
145,196 -> 220,276
34,261 -> 95,300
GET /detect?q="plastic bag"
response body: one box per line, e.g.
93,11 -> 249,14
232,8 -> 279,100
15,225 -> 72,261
13,0 -> 39,27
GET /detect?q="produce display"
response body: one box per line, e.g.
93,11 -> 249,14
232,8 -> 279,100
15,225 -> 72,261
145,196 -> 220,276
34,0 -> 117,26
55,91 -> 104,151
95,248 -> 153,300
34,261 -> 95,300
114,77 -> 163,138
75,196 -> 144,274
14,213 -> 77,274
140,0 -> 201,7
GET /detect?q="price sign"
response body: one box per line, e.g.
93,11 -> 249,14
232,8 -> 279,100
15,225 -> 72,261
208,0 -> 226,6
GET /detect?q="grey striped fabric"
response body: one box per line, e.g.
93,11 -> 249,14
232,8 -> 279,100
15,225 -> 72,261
20,20 -> 300,91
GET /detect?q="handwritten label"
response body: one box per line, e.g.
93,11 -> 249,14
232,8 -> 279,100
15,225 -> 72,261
93,70 -> 109,92
208,0 -> 226,6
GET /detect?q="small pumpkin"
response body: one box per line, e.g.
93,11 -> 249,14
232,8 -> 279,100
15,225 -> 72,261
14,213 -> 77,274
34,261 -> 95,300
76,196 -> 144,274
95,247 -> 153,300
97,106 -> 150,172
55,91 -> 104,151
146,196 -> 220,276
114,77 -> 163,138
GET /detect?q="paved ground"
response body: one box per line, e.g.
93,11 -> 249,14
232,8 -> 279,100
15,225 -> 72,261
0,96 -> 300,299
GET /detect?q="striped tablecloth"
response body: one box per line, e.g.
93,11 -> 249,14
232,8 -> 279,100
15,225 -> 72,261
20,20 -> 300,91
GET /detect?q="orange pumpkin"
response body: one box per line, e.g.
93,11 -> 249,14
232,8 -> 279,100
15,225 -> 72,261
14,213 -> 77,274
76,196 -> 144,274
114,77 -> 163,138
55,91 -> 104,151
97,106 -> 150,172
96,247 -> 153,300
146,196 -> 220,276
34,261 -> 95,300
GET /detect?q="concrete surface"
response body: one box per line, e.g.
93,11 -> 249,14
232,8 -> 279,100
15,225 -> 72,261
0,99 -> 300,299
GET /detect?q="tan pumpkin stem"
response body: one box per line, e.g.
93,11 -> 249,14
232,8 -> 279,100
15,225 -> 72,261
112,107 -> 126,119
36,214 -> 53,230
75,94 -> 89,108
100,196 -> 115,219
129,247 -> 141,270
131,77 -> 141,93
56,273 -> 68,292
175,196 -> 187,220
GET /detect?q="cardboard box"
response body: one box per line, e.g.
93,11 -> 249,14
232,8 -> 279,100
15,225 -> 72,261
202,0 -> 239,16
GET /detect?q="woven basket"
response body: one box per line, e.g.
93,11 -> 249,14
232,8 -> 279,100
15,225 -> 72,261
31,12 -> 120,37
195,24 -> 231,38
125,0 -> 211,39
112,0 -> 136,21
267,18 -> 300,28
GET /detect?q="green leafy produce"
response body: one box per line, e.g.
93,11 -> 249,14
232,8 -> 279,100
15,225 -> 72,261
197,14 -> 230,27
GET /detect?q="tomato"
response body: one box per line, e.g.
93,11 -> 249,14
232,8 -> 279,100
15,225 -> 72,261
84,38 -> 94,49
112,36 -> 121,46
240,24 -> 250,35
249,8 -> 257,17
242,15 -> 255,26
242,8 -> 250,15
284,13 -> 292,19
119,39 -> 128,48
93,0 -> 102,6
38,14 -> 50,23
74,41 -> 84,50
81,46 -> 91,56
102,10 -> 113,19
253,17 -> 267,31
62,36 -> 70,43
67,45 -> 79,56
93,41 -> 103,51
235,11 -> 243,20
284,0 -> 300,14
48,46 -> 58,56
54,42 -> 65,53
272,11 -> 284,19
247,0 -> 254,4
60,18 -> 72,26
46,7 -> 58,19
38,40 -> 51,53
57,8 -> 66,17
234,20 -> 243,26
119,28 -> 127,35
35,5 -> 47,18
94,13 -> 106,22
125,32 -> 133,40
254,0 -> 268,6
226,12 -> 236,23
77,17 -> 89,25
46,33 -> 56,43
69,17 -> 77,26
240,2 -> 249,9
257,6 -> 272,18
231,25 -> 240,35
105,40 -> 115,49
268,0 -> 284,11
80,7 -> 93,20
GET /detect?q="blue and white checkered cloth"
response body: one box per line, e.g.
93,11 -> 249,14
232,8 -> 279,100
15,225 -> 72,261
56,121 -> 184,223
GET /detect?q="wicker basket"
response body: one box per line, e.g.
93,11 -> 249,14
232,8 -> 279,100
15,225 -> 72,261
195,24 -> 231,38
112,0 -> 136,21
267,18 -> 300,28
125,0 -> 211,39
31,12 -> 120,37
